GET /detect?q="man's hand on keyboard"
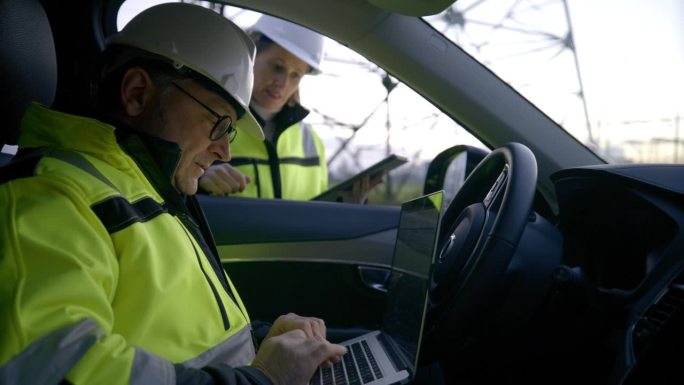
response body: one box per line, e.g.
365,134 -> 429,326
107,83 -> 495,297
251,329 -> 348,385
265,312 -> 328,340
265,313 -> 343,369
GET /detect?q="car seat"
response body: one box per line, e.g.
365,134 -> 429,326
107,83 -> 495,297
0,0 -> 57,166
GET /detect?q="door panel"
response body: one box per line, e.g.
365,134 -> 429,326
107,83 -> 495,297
199,195 -> 402,331
224,261 -> 388,332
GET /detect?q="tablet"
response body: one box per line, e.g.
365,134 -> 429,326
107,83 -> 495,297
312,154 -> 408,202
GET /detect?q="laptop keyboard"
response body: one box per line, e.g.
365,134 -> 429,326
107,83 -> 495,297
310,340 -> 384,385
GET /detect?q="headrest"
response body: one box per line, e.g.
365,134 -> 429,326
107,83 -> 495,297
0,0 -> 57,146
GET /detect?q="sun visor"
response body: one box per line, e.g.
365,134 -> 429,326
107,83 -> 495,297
368,0 -> 456,16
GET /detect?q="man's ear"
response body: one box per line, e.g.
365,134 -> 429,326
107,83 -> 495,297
120,67 -> 156,118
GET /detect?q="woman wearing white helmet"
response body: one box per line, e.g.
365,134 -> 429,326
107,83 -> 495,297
0,3 -> 345,385
199,15 -> 382,202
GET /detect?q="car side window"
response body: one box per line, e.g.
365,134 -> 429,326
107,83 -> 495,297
117,1 -> 487,205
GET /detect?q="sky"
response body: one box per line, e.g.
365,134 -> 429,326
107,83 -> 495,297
576,0 -> 684,162
423,0 -> 684,162
569,1 -> 684,140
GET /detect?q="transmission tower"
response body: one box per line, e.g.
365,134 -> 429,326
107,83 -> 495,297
426,0 -> 594,145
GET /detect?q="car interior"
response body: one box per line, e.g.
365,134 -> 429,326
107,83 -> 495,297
1,0 -> 683,384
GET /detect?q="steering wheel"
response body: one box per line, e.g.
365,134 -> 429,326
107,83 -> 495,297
424,142 -> 537,353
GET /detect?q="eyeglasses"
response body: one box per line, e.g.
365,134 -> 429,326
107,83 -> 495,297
171,82 -> 238,143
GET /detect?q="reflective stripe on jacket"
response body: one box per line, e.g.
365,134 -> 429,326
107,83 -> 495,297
0,104 -> 264,384
227,106 -> 328,200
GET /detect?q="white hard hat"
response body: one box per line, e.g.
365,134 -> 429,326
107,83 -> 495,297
250,15 -> 324,75
106,3 -> 264,140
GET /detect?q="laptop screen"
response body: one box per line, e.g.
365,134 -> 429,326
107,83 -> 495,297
381,191 -> 443,371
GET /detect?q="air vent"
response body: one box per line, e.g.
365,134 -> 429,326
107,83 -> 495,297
632,272 -> 684,358
624,271 -> 684,384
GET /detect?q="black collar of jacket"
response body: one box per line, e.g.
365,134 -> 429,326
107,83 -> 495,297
111,122 -> 191,214
251,102 -> 310,142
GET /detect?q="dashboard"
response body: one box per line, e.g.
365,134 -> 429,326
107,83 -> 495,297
551,164 -> 684,384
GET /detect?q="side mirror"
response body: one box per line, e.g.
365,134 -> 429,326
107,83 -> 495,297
423,144 -> 490,205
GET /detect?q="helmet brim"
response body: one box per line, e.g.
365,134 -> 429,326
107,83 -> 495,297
237,110 -> 265,141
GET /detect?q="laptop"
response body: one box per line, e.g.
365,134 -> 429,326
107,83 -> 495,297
310,190 -> 444,385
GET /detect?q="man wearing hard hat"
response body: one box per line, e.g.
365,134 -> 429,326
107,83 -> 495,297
0,3 -> 345,385
199,15 -> 382,203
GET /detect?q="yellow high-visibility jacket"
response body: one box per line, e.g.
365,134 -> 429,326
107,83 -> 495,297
225,104 -> 328,200
0,104 -> 270,385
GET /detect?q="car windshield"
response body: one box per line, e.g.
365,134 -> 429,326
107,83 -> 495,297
424,0 -> 684,164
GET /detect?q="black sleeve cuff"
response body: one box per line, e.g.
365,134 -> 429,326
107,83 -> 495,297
174,363 -> 274,385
